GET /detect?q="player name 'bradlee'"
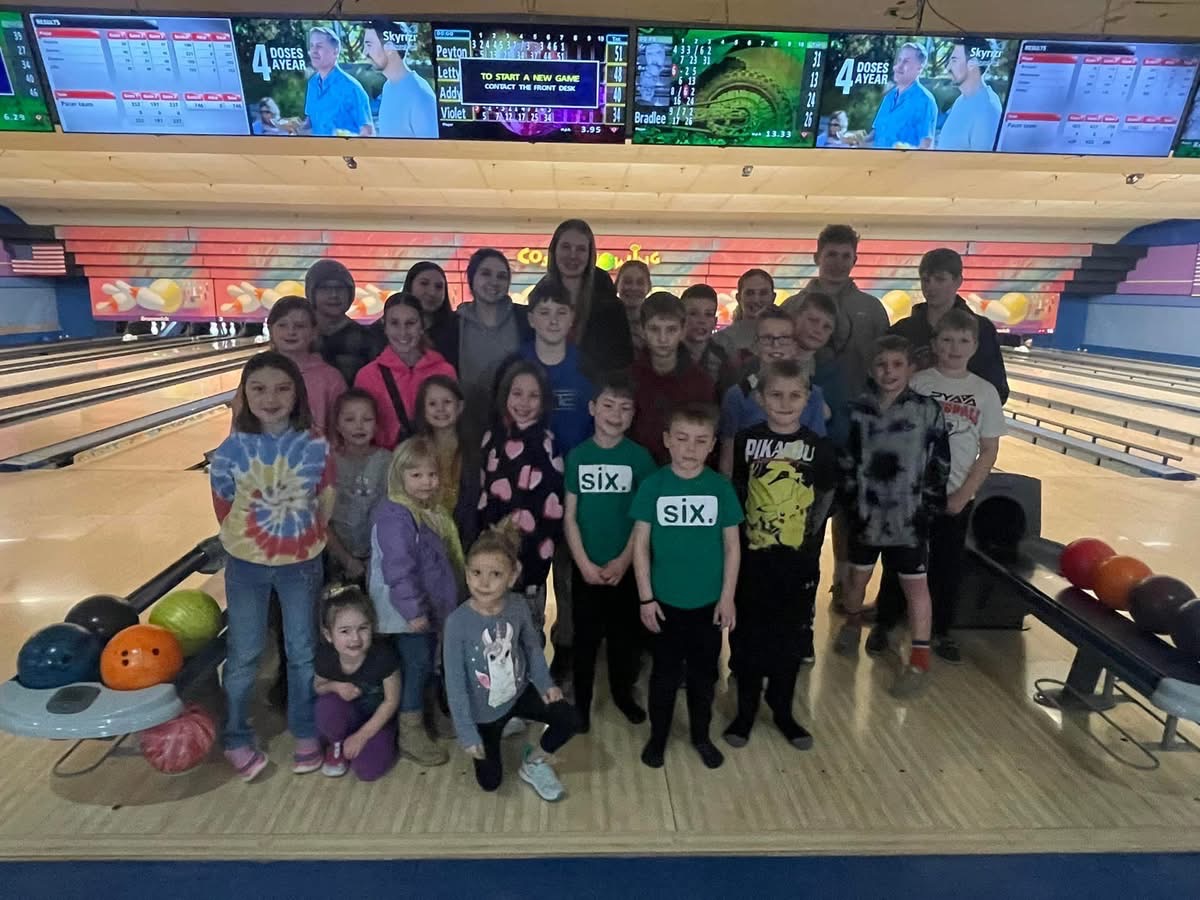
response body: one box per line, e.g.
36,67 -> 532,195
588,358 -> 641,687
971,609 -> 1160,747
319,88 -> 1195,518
634,111 -> 668,125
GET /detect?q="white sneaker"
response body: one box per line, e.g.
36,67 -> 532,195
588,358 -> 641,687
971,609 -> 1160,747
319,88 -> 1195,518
519,756 -> 565,801
501,717 -> 526,738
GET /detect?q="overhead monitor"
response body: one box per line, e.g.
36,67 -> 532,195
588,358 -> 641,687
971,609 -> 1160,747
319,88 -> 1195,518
996,40 -> 1200,156
1177,91 -> 1200,157
28,13 -> 247,135
632,28 -> 828,147
233,18 -> 437,138
817,33 -> 1018,152
433,23 -> 628,142
0,11 -> 52,131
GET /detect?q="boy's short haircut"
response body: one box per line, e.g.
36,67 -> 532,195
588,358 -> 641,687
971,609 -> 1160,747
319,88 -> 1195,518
667,401 -> 719,433
798,291 -> 838,323
933,307 -> 979,339
817,224 -> 860,252
640,290 -> 686,327
680,283 -> 719,308
756,306 -> 794,329
592,371 -> 636,403
873,333 -> 913,363
737,268 -> 775,292
919,247 -> 964,280
758,359 -> 808,392
527,276 -> 572,311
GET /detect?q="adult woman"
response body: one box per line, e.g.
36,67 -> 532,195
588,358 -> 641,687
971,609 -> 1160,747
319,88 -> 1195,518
545,219 -> 633,380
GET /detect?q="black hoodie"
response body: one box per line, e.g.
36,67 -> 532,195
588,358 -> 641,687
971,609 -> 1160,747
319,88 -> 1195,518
889,297 -> 1009,404
574,267 -> 633,381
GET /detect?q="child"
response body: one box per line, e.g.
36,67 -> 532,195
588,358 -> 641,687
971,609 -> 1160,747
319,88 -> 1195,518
325,390 -> 391,585
210,351 -> 335,781
869,310 -> 1004,663
630,292 -> 717,464
442,522 -> 579,799
354,292 -> 457,449
478,360 -> 565,638
681,284 -> 730,387
725,361 -> 837,750
563,374 -> 657,732
368,436 -> 463,766
314,587 -> 401,781
616,259 -> 652,351
631,403 -> 742,769
834,336 -> 950,698
713,268 -> 776,363
414,375 -> 481,551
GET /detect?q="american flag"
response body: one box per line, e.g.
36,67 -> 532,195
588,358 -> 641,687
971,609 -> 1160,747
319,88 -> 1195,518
2,240 -> 67,276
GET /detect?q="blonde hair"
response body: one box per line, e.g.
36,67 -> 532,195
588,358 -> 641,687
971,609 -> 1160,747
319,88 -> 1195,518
387,435 -> 439,505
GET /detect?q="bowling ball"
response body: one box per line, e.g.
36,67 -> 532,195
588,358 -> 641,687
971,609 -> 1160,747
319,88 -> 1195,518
64,594 -> 139,645
1170,599 -> 1200,659
17,623 -> 103,689
1092,555 -> 1154,611
100,624 -> 184,691
1059,538 -> 1116,590
139,703 -> 217,774
148,590 -> 222,656
1129,575 -> 1196,634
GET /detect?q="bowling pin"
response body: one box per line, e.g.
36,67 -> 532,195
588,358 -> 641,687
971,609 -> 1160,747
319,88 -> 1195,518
150,321 -> 160,335
210,322 -> 218,337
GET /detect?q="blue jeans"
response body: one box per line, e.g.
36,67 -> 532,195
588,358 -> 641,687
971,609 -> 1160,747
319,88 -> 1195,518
393,632 -> 435,713
223,555 -> 322,750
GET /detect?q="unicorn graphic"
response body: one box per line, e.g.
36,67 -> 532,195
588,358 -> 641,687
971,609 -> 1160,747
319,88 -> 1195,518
475,622 -> 518,708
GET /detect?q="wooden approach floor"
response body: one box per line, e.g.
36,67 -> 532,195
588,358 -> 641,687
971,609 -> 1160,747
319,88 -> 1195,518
1,434 -> 1200,861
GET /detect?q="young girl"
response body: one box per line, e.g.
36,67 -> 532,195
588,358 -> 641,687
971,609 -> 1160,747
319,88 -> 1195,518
368,435 -> 463,766
326,390 -> 391,585
414,375 -> 480,551
354,292 -> 457,449
210,351 -> 335,781
478,360 -> 565,638
442,522 -> 579,799
314,587 -> 401,781
405,261 -> 458,367
615,259 -> 651,352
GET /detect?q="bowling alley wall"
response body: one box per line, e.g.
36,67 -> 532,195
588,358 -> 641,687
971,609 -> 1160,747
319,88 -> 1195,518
56,225 -> 1155,335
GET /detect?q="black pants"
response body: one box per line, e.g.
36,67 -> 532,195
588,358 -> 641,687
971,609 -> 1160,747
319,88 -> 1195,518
572,565 -> 641,717
473,684 -> 579,792
647,602 -> 721,747
876,503 -> 973,636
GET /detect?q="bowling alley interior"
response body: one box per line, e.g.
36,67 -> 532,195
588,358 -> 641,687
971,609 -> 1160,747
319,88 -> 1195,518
5,0 -> 1200,895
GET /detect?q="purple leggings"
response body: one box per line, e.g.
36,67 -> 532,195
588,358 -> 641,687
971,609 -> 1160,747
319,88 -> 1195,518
315,694 -> 397,782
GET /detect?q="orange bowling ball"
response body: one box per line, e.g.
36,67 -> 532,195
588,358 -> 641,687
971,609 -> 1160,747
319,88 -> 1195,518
101,623 -> 184,690
1092,555 -> 1154,611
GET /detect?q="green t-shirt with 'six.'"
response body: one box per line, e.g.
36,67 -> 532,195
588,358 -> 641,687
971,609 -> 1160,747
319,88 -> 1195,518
566,437 -> 657,565
629,465 -> 744,609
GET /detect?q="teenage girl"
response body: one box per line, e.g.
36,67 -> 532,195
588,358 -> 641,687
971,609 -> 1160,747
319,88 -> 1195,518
615,259 -> 651,352
210,351 -> 335,781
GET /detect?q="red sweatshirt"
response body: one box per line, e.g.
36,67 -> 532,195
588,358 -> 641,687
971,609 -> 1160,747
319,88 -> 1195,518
630,350 -> 717,464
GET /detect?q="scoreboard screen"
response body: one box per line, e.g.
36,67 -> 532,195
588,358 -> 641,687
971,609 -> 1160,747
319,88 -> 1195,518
633,28 -> 828,147
29,13 -> 248,135
434,23 -> 628,142
0,11 -> 52,131
997,40 -> 1200,156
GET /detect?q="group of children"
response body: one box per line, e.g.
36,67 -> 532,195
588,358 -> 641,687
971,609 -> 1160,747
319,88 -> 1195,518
208,246 -> 1004,796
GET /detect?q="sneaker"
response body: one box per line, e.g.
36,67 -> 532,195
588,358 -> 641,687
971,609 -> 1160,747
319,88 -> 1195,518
519,756 -> 565,801
292,738 -> 323,774
501,717 -> 526,739
225,747 -> 268,783
322,742 -> 348,777
799,628 -> 815,666
890,665 -> 929,699
865,625 -> 890,657
833,622 -> 862,657
934,636 -> 963,665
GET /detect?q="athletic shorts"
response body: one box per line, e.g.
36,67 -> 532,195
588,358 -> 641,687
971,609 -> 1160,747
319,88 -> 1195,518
848,538 -> 928,578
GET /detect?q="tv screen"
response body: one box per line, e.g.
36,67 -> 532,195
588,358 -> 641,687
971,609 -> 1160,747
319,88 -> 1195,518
1176,91 -> 1200,157
433,23 -> 628,142
29,13 -> 248,135
1,12 -> 52,131
233,18 -> 437,138
632,28 -> 828,147
817,33 -> 1018,152
996,40 -> 1200,156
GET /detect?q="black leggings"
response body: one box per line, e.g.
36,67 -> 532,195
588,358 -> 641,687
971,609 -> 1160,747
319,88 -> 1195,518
647,602 -> 721,747
473,684 -> 579,792
572,566 -> 641,717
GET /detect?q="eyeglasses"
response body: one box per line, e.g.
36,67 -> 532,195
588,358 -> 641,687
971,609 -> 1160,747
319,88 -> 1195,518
757,335 -> 796,347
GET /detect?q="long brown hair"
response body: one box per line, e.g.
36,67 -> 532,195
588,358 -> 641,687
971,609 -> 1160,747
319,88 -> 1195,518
547,218 -> 598,339
232,351 -> 313,434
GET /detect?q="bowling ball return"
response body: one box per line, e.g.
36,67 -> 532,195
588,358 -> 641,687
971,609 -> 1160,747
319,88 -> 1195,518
0,537 -> 227,777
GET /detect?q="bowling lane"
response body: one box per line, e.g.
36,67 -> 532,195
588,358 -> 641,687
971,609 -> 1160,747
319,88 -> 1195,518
0,338 -> 249,392
1008,374 -> 1200,438
74,409 -> 230,472
1007,361 -> 1200,409
0,336 -> 199,374
0,368 -> 241,459
0,347 -> 256,411
1008,358 -> 1200,395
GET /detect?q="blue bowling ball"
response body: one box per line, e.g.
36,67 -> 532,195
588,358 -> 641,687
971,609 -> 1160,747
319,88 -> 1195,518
17,623 -> 103,689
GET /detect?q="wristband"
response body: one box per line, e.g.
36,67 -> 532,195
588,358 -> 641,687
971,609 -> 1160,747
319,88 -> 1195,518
640,597 -> 656,606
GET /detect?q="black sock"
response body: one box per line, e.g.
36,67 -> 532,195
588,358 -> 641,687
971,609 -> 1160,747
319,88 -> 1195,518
641,739 -> 665,769
722,716 -> 753,748
614,695 -> 647,725
574,703 -> 591,735
773,713 -> 814,750
693,739 -> 724,769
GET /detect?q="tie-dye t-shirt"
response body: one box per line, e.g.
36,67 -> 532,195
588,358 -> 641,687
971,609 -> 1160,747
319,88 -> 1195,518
210,429 -> 336,565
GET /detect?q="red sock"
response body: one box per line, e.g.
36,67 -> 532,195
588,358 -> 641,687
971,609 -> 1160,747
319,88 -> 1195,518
909,642 -> 931,671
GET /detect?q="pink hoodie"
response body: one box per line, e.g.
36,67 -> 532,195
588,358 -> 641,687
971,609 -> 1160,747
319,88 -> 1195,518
297,353 -> 347,435
354,346 -> 457,449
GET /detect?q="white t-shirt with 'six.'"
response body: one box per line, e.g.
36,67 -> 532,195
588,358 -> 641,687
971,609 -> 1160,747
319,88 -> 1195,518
911,368 -> 1006,494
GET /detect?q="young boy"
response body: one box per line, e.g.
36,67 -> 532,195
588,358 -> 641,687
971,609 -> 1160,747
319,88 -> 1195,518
681,283 -> 730,386
835,335 -> 950,698
563,374 -> 658,733
630,291 -> 717,464
631,403 -> 742,769
868,310 -> 1004,662
725,360 -> 837,751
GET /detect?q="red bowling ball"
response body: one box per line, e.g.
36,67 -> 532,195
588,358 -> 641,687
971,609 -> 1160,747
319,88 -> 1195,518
1059,538 -> 1116,591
